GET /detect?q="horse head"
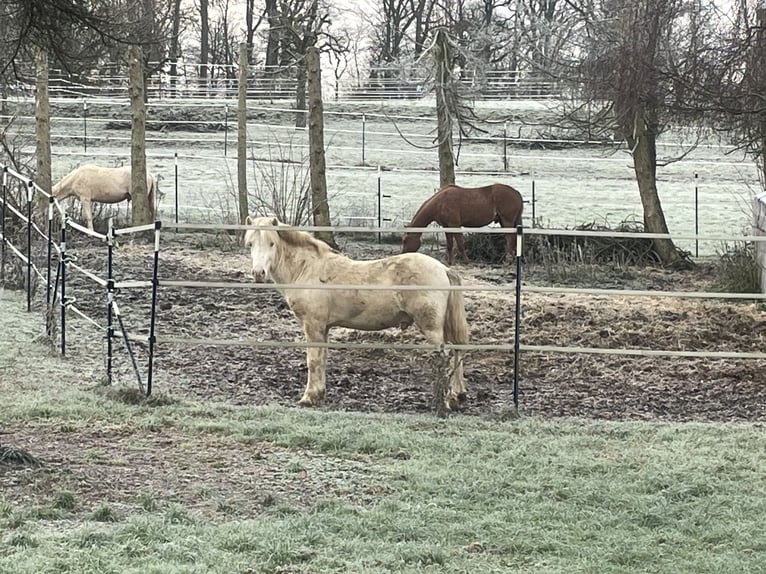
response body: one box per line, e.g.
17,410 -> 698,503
244,216 -> 282,283
401,229 -> 422,253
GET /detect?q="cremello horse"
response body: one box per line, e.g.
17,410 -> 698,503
53,164 -> 157,230
244,216 -> 470,411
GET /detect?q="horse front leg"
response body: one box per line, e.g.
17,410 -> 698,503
299,323 -> 329,406
455,233 -> 469,264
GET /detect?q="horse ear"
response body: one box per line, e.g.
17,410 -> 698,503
245,215 -> 253,225
271,217 -> 279,227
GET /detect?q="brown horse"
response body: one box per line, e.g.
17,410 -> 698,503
53,164 -> 158,230
401,183 -> 524,265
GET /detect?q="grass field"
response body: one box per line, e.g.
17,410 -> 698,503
2,291 -> 765,574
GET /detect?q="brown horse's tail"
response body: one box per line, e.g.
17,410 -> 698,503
444,268 -> 469,345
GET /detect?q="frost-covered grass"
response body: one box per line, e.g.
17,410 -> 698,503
2,291 -> 766,574
2,97 -> 759,256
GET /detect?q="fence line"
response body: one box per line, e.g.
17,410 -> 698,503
2,162 -> 766,414
167,220 -> 766,243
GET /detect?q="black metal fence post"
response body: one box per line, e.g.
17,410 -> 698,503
174,152 -> 179,224
1,165 -> 8,287
59,218 -> 67,356
503,121 -> 508,172
83,98 -> 88,153
694,173 -> 699,258
512,225 -> 523,413
147,220 -> 162,397
106,217 -> 114,384
224,103 -> 228,157
25,180 -> 32,311
46,196 -> 54,309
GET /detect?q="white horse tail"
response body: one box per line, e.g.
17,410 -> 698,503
147,174 -> 157,219
444,268 -> 469,345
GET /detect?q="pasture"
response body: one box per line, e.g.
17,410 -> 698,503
2,96 -> 761,256
3,95 -> 766,572
2,291 -> 766,574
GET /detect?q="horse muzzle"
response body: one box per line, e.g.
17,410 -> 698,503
252,269 -> 268,283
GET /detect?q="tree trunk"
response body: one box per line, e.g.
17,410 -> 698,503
246,0 -> 256,64
626,111 -> 687,267
128,44 -> 151,227
237,43 -> 249,233
169,0 -> 182,95
35,47 -> 51,220
265,0 -> 279,68
199,0 -> 209,92
306,46 -> 336,248
295,62 -> 307,128
434,28 -> 455,187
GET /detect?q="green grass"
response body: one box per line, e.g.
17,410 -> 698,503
1,291 -> 765,573
1,387 -> 765,573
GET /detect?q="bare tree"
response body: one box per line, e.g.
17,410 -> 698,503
199,0 -> 210,90
168,0 -> 183,93
434,28 -> 456,186
712,1 -> 766,190
306,46 -> 336,248
543,0 -> 724,267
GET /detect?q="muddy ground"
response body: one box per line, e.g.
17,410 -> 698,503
16,230 -> 766,423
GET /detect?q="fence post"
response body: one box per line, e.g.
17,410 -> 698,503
106,217 -> 114,384
531,173 -> 536,223
694,172 -> 699,258
46,196 -> 53,308
377,166 -> 382,241
174,151 -> 179,224
224,103 -> 228,157
361,113 -> 366,166
25,180 -> 33,312
503,121 -> 508,172
1,165 -> 7,288
82,98 -> 88,153
147,220 -> 161,397
59,218 -> 67,356
512,225 -> 523,413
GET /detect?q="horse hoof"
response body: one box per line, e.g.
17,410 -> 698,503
446,393 -> 463,411
297,397 -> 316,407
457,392 -> 468,405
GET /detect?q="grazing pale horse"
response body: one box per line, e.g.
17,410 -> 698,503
244,216 -> 470,411
53,164 -> 157,230
402,183 -> 524,265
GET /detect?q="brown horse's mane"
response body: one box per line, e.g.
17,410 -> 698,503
407,188 -> 447,228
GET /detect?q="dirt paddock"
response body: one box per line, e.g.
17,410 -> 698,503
23,230 -> 766,423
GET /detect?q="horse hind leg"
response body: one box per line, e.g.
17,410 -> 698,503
455,233 -> 469,265
81,198 -> 95,230
419,325 -> 463,413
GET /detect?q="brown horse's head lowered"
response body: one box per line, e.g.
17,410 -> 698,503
401,183 -> 523,265
401,228 -> 422,254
